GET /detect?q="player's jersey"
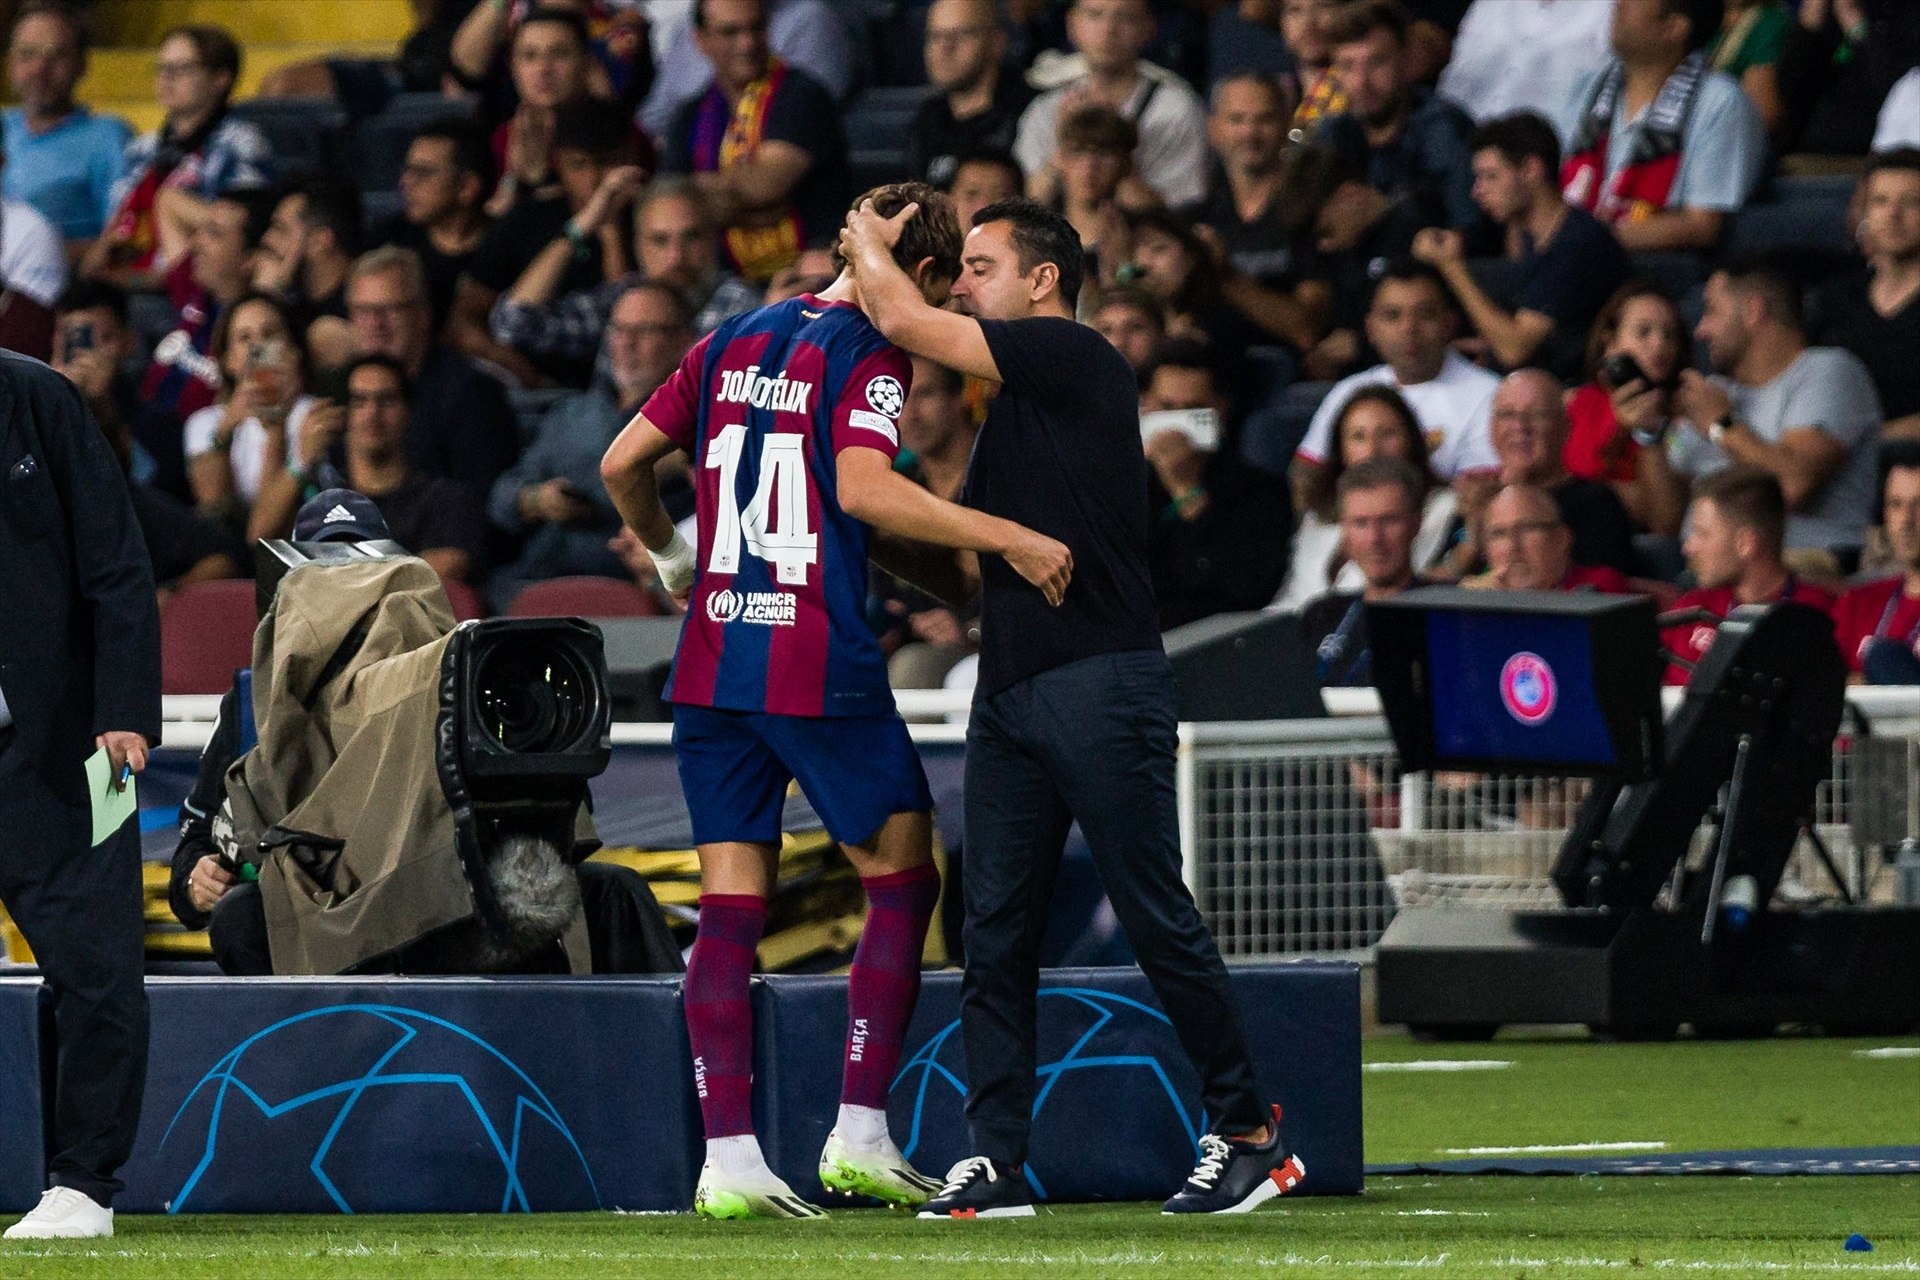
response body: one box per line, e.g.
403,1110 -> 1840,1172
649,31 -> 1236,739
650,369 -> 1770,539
641,293 -> 911,717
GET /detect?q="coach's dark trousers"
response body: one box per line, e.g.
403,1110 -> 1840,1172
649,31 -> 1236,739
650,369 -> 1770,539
0,726 -> 149,1206
959,650 -> 1265,1167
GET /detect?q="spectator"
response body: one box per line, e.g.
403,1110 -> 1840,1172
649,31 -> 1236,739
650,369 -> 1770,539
659,0 -> 850,284
908,0 -> 1035,187
944,145 -> 1025,226
1667,259 -> 1884,572
1296,147 -> 1430,380
1874,68 -> 1920,152
1140,338 -> 1293,628
1210,0 -> 1297,86
451,0 -> 656,120
640,0 -> 855,141
1705,0 -> 1791,138
1,0 -> 130,246
642,179 -> 775,335
449,97 -> 638,386
1014,0 -> 1209,209
1486,368 -> 1639,574
1556,0 -> 1767,253
1314,1 -> 1478,231
1777,0 -> 1920,158
1566,279 -> 1693,536
883,357 -> 984,690
87,24 -> 271,284
1089,283 -> 1166,373
1413,112 -> 1631,379
1301,455 -> 1432,686
180,291 -> 334,534
253,176 -> 361,371
761,246 -> 835,303
50,281 -> 246,596
250,355 -> 490,584
349,246 -> 521,500
1834,450 -> 1920,682
1661,467 -> 1833,683
1462,482 -> 1634,591
1190,72 -> 1329,354
487,281 -> 691,606
485,7 -> 596,216
1279,383 -> 1457,610
1051,104 -> 1140,268
1293,261 -> 1500,508
374,121 -> 496,336
1281,0 -> 1347,141
0,132 -> 68,360
1437,0 -> 1616,126
1811,150 -> 1920,440
135,186 -> 273,499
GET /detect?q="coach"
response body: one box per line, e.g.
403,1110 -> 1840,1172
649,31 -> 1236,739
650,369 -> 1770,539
842,200 -> 1303,1217
0,352 -> 159,1239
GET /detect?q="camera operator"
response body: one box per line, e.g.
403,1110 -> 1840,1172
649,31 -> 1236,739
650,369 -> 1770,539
170,490 -> 681,976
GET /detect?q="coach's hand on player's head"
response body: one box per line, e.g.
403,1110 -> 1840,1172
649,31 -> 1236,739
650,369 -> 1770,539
1002,528 -> 1073,606
844,198 -> 918,255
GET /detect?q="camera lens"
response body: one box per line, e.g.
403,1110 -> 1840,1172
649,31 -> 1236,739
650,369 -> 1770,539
473,638 -> 595,753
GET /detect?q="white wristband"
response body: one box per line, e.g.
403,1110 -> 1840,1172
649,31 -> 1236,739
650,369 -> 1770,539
647,528 -> 697,593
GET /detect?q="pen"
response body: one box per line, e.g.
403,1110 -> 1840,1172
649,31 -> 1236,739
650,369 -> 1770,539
118,763 -> 131,788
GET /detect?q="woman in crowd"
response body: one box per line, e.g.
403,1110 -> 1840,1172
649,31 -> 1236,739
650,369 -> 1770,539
180,293 -> 334,537
86,24 -> 271,285
1565,281 -> 1693,538
1274,383 -> 1456,610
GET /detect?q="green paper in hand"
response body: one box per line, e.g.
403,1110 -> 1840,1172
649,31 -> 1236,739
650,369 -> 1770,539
85,747 -> 137,847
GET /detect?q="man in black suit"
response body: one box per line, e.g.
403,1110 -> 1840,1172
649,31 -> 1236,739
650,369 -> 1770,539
0,353 -> 161,1239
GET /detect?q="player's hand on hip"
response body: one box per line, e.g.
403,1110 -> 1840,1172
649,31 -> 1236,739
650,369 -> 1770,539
1004,530 -> 1073,606
95,731 -> 148,783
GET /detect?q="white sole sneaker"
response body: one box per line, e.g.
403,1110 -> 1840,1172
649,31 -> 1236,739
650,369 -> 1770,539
4,1187 -> 114,1239
817,1132 -> 944,1208
916,1203 -> 1038,1219
1161,1154 -> 1307,1216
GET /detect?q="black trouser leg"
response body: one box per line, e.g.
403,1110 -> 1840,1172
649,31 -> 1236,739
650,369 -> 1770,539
958,683 -> 1073,1169
0,750 -> 148,1207
207,883 -> 274,976
1030,652 -> 1266,1135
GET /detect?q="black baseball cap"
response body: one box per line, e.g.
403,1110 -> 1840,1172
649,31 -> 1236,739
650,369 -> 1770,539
294,488 -> 391,543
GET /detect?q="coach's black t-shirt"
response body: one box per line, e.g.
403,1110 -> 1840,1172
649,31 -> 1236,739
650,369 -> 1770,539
967,317 -> 1163,696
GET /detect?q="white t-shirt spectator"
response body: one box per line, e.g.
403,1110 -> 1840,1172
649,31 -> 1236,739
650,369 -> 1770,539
1295,351 -> 1501,479
1438,0 -> 1616,124
1015,62 -> 1208,208
1665,348 -> 1883,552
182,395 -> 318,506
0,196 -> 69,308
1552,63 -> 1767,215
1873,69 -> 1920,153
1272,486 -> 1459,611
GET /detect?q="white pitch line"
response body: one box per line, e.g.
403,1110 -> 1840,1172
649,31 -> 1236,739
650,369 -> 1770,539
1853,1047 -> 1920,1059
1364,1060 -> 1514,1073
1442,1141 -> 1668,1156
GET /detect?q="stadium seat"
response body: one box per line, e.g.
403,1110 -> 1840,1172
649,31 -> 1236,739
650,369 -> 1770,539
159,580 -> 259,695
229,97 -> 348,176
845,87 -> 930,190
507,576 -> 661,619
346,97 -> 479,197
1726,174 -> 1858,259
441,578 -> 487,622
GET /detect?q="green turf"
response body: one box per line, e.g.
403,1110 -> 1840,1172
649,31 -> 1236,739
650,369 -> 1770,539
1,1178 -> 1914,1279
1362,1032 -> 1920,1164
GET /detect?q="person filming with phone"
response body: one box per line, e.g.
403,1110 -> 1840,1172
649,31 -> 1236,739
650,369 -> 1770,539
1138,336 -> 1291,629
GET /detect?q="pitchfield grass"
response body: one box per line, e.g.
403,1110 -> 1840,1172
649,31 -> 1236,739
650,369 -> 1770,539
2,1032 -> 1913,1278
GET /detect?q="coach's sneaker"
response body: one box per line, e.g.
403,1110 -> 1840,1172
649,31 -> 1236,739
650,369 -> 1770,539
4,1187 -> 113,1238
915,1156 -> 1037,1219
818,1131 -> 943,1207
693,1141 -> 827,1220
1161,1107 -> 1306,1215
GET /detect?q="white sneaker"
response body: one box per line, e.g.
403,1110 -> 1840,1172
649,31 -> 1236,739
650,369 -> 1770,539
818,1130 -> 944,1207
4,1187 -> 113,1239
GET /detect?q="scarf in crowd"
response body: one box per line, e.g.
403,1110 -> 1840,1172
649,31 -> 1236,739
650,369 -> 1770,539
102,110 -> 225,273
690,58 -> 802,283
1560,51 -> 1708,225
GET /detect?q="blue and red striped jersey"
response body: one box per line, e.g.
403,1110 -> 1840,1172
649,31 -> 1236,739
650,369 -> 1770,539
641,293 -> 912,717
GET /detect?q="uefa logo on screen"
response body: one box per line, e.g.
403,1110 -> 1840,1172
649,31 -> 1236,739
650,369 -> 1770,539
1499,651 -> 1557,726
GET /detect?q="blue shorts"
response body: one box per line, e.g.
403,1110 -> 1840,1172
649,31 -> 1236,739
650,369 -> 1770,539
672,704 -> 933,848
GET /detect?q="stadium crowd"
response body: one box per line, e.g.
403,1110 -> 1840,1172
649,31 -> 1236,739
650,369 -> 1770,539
7,0 -> 1920,690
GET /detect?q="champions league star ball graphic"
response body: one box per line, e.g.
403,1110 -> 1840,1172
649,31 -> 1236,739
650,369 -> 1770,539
1500,651 -> 1558,726
889,988 -> 1207,1200
155,1005 -> 599,1214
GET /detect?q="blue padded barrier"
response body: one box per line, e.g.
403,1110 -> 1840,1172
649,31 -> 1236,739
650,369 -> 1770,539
752,963 -> 1363,1205
116,978 -> 697,1214
0,980 -> 46,1210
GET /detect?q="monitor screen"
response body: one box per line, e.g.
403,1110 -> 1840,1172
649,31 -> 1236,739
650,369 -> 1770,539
1425,611 -> 1616,770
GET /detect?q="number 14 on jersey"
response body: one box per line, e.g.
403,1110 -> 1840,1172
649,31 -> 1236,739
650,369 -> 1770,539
703,422 -> 819,585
